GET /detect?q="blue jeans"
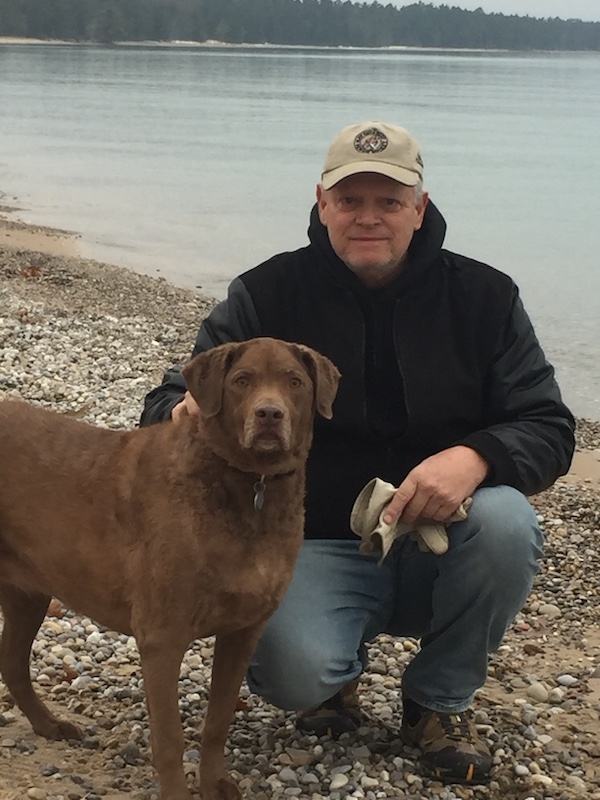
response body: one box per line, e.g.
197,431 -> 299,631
247,486 -> 543,714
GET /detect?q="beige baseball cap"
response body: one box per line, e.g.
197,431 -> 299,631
321,121 -> 424,190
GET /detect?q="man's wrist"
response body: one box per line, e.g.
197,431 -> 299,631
459,445 -> 490,482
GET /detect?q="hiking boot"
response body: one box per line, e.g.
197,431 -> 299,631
400,698 -> 492,784
296,679 -> 362,737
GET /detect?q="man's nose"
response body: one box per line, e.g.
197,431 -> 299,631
355,203 -> 380,224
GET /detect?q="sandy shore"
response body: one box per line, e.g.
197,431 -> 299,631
0,37 -> 71,44
0,219 -> 79,258
0,195 -> 80,257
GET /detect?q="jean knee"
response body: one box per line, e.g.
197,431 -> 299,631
454,486 -> 543,581
247,621 -> 361,711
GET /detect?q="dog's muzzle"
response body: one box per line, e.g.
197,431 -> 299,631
243,402 -> 291,451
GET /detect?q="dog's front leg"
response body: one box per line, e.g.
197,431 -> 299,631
138,636 -> 192,800
200,624 -> 265,800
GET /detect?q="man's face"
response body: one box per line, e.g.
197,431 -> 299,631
316,172 -> 428,287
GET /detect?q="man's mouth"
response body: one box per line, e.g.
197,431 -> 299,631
351,237 -> 386,242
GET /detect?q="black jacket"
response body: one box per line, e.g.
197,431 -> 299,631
141,202 -> 575,539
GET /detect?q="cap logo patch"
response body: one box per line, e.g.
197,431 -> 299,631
354,127 -> 388,154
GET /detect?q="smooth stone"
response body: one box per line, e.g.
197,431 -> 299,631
538,604 -> 562,617
330,774 -> 350,790
557,674 -> 578,687
566,775 -> 588,791
530,774 -> 553,786
278,767 -> 299,783
526,682 -> 549,703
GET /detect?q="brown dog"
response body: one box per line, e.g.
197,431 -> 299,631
0,337 -> 340,800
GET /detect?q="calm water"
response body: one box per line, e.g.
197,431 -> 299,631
0,44 -> 599,419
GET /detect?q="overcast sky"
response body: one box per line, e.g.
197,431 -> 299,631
384,1 -> 600,22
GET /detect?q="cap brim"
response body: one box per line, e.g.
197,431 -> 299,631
321,161 -> 421,190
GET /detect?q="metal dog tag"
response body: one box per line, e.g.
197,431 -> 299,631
253,476 -> 266,511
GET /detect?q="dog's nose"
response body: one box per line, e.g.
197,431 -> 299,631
255,404 -> 284,423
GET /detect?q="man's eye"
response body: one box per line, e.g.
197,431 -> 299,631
384,198 -> 401,207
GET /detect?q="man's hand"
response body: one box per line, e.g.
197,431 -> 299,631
171,391 -> 200,423
382,446 -> 489,525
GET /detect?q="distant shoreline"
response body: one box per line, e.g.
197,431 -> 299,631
0,37 -> 501,51
0,37 -> 584,54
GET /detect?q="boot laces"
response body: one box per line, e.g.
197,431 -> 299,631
438,712 -> 475,743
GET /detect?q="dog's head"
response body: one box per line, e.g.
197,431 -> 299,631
182,338 -> 340,472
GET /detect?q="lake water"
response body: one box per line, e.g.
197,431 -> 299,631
0,43 -> 599,419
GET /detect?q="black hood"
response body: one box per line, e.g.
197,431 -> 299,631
306,200 -> 447,293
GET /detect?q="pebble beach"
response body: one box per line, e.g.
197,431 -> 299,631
0,214 -> 599,800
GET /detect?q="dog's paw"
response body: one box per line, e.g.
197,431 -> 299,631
200,776 -> 242,800
33,715 -> 82,741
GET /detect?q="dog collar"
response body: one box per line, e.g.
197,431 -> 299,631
252,469 -> 298,512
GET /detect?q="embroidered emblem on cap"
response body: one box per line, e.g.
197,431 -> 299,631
354,127 -> 388,154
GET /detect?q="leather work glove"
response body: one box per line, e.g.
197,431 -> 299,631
350,478 -> 472,564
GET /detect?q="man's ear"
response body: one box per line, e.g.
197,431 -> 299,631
181,342 -> 242,417
414,190 -> 429,231
316,183 -> 328,226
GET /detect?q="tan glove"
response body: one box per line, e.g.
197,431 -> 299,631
350,478 -> 472,564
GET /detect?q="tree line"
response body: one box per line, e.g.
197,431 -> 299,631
1,0 -> 598,50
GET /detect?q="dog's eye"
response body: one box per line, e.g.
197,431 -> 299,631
290,377 -> 302,388
234,375 -> 249,387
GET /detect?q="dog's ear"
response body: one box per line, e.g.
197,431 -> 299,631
292,345 -> 341,420
181,343 -> 241,417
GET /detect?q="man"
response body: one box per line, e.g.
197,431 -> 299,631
141,121 -> 575,784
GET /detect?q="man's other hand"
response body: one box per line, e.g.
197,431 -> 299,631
383,445 -> 489,525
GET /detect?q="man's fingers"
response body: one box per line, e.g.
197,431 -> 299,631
396,494 -> 430,525
382,478 -> 418,524
171,391 -> 200,423
413,498 -> 460,523
382,483 -> 462,526
171,400 -> 188,422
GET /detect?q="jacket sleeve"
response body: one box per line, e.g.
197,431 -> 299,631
139,278 -> 262,426
458,290 -> 575,496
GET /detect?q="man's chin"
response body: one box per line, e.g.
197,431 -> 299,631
344,258 -> 402,286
